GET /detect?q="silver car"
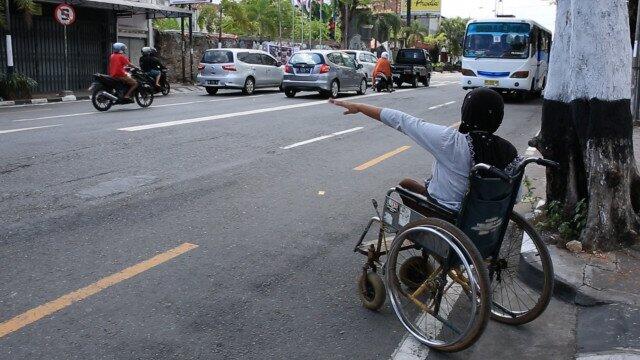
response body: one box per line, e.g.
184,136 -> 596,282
343,50 -> 378,83
282,50 -> 368,98
196,49 -> 284,95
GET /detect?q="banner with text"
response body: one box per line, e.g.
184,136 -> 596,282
402,0 -> 441,13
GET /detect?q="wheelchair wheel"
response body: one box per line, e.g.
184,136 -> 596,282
489,212 -> 554,325
358,271 -> 386,311
387,218 -> 490,352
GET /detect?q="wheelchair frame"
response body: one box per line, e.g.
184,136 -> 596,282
353,157 -> 558,352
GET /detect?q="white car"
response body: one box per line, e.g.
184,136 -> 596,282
196,49 -> 284,95
343,50 -> 378,84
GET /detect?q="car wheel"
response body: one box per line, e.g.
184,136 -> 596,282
323,80 -> 339,99
422,75 -> 431,87
285,89 -> 297,98
356,78 -> 367,95
205,87 -> 218,95
242,77 -> 255,95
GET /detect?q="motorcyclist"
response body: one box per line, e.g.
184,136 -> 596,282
140,47 -> 164,88
108,42 -> 137,100
372,52 -> 393,92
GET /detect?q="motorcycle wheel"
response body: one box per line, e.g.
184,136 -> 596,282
161,81 -> 170,96
91,86 -> 113,112
135,85 -> 154,108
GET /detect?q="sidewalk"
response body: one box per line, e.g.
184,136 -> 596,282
0,83 -> 200,107
526,127 -> 640,359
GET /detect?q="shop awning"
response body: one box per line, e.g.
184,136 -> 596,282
78,0 -> 193,18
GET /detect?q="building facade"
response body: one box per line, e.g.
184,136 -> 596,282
1,0 -> 191,94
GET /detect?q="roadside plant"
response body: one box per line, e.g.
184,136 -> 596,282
520,175 -> 541,212
0,72 -> 38,100
539,199 -> 588,242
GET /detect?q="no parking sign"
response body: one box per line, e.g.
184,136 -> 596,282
54,3 -> 76,26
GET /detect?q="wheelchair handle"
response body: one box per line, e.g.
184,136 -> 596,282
535,158 -> 560,169
470,163 -> 511,182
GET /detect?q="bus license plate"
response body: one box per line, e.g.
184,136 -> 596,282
484,80 -> 499,86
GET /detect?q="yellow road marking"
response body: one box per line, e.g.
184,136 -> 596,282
0,242 -> 198,339
354,146 -> 411,171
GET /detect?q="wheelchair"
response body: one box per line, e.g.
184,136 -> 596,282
353,157 -> 558,352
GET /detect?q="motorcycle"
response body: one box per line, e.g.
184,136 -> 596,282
373,73 -> 392,92
89,67 -> 154,112
140,68 -> 170,96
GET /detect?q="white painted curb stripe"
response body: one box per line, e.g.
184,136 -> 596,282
281,126 -> 363,149
0,124 -> 62,134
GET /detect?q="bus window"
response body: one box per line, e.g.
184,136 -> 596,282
463,22 -> 531,59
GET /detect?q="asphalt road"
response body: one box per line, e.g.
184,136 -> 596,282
0,73 -> 569,359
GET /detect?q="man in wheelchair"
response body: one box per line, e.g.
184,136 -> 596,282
330,87 -> 519,214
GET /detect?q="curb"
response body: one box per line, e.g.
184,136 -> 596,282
0,95 -> 90,107
519,203 -> 610,306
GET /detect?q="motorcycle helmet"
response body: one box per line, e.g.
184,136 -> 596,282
381,52 -> 389,59
112,42 -> 127,53
141,46 -> 152,55
150,47 -> 158,56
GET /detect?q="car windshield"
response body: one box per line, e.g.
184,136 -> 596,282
289,53 -> 323,65
396,50 -> 426,64
463,22 -> 531,59
202,50 -> 233,64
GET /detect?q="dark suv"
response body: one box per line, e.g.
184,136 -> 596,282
392,48 -> 433,88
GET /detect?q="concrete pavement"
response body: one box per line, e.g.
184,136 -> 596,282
0,73 -> 570,359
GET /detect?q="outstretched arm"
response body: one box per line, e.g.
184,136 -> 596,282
329,99 -> 382,121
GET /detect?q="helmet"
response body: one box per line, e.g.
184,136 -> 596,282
150,47 -> 158,56
141,46 -> 152,55
381,52 -> 389,59
459,88 -> 504,134
112,42 -> 127,53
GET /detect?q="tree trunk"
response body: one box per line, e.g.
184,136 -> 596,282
531,0 -> 640,250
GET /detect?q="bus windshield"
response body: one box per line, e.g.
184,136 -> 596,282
463,22 -> 531,59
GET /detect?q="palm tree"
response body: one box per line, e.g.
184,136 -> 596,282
1,0 -> 35,28
244,0 -> 278,38
196,4 -> 219,33
401,22 -> 428,47
219,0 -> 255,36
371,12 -> 402,45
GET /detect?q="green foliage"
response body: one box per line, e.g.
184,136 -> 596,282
154,18 -> 180,31
401,22 -> 428,47
438,17 -> 469,59
1,0 -> 36,28
0,72 -> 38,100
540,200 -> 588,241
521,176 -> 541,212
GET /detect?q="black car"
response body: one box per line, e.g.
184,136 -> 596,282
392,48 -> 433,88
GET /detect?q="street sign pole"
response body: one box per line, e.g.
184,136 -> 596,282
64,24 -> 69,92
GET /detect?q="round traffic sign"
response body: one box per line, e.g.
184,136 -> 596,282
54,3 -> 76,26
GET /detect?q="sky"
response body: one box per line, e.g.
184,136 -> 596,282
441,0 -> 557,33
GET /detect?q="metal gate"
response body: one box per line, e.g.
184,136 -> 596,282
0,3 -> 117,93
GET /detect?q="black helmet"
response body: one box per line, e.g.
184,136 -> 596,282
459,88 -> 504,134
141,46 -> 152,55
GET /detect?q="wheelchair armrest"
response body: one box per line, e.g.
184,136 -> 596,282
395,186 -> 457,220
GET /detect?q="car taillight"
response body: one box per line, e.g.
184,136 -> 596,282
510,70 -> 529,78
222,64 -> 236,71
461,68 -> 476,77
284,65 -> 293,74
197,63 -> 205,70
319,64 -> 330,74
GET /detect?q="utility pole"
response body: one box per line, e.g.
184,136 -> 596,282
188,7 -> 193,83
344,3 -> 348,49
278,0 -> 282,46
218,3 -> 223,48
4,0 -> 14,76
406,0 -> 411,26
633,1 -> 640,124
318,0 -> 322,47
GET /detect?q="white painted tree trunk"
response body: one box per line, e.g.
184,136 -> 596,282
533,0 -> 640,250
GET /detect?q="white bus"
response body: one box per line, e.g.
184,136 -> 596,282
460,18 -> 552,97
